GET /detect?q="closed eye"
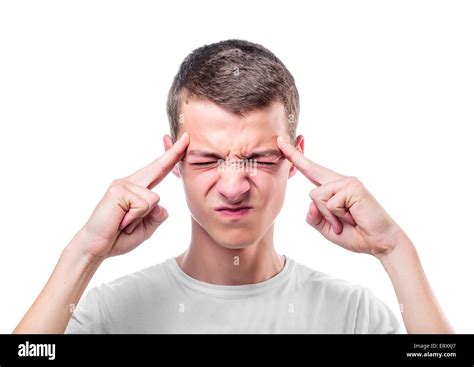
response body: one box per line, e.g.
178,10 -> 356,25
191,161 -> 218,167
190,160 -> 277,167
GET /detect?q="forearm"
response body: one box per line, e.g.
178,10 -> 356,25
377,232 -> 454,334
13,231 -> 103,334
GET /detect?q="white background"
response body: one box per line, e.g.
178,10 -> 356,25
1,0 -> 473,333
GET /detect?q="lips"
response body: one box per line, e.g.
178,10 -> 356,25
215,206 -> 252,212
215,206 -> 252,218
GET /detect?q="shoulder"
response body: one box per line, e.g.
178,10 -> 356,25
65,259 -> 173,334
292,260 -> 367,300
290,260 -> 403,333
100,260 -> 167,288
92,258 -> 173,301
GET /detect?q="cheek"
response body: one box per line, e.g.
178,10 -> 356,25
252,169 -> 288,203
181,170 -> 215,205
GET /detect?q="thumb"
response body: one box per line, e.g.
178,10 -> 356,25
306,201 -> 341,241
140,204 -> 169,239
147,204 -> 168,226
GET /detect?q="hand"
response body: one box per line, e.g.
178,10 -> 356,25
277,136 -> 404,257
75,132 -> 190,260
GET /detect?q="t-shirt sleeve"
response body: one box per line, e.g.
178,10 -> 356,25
65,287 -> 108,334
354,287 -> 404,334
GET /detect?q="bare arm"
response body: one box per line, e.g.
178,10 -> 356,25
277,135 -> 454,334
13,231 -> 102,333
377,231 -> 454,333
13,132 -> 190,333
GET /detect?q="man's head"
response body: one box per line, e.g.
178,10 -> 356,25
164,39 -> 304,250
167,39 -> 299,143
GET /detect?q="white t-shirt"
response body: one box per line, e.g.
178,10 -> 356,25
65,256 -> 403,334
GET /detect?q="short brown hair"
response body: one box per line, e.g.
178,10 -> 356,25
166,39 -> 299,142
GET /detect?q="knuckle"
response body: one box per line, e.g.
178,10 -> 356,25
131,198 -> 149,216
109,178 -> 124,189
310,188 -> 323,202
150,192 -> 160,204
347,176 -> 362,188
140,200 -> 150,213
326,199 -> 337,211
107,180 -> 125,195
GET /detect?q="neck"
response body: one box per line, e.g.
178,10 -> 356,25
176,218 -> 285,285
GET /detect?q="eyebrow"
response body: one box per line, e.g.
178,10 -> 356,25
186,149 -> 282,160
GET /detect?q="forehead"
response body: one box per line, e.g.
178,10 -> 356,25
179,98 -> 288,155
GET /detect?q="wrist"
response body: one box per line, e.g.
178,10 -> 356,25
375,229 -> 417,270
65,229 -> 106,268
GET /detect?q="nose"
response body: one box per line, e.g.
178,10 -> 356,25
215,162 -> 251,203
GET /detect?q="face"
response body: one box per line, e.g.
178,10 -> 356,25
165,98 -> 303,249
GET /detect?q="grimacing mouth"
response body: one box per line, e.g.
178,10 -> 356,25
215,205 -> 253,212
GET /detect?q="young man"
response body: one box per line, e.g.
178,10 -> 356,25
14,40 -> 453,334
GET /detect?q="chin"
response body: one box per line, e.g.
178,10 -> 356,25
211,230 -> 262,250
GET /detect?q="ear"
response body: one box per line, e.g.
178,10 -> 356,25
288,135 -> 304,179
163,134 -> 182,178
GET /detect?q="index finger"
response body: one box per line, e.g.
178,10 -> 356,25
276,136 -> 342,186
127,132 -> 190,188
